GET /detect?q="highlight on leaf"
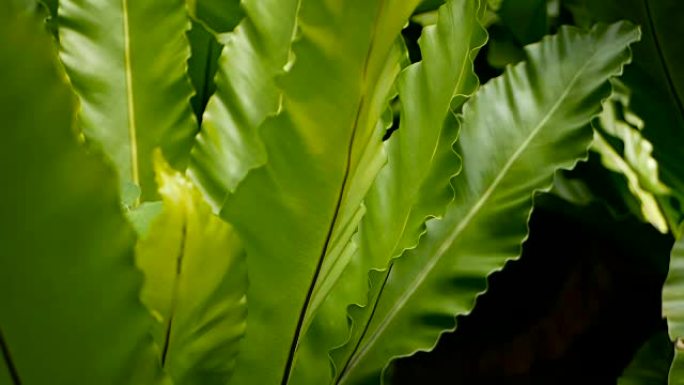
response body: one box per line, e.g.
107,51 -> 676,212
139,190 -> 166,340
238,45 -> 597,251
3,0 -> 682,384
136,152 -> 247,385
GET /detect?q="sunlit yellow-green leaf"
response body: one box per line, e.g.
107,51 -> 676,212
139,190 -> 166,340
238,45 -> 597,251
187,0 -> 299,211
136,154 -> 247,385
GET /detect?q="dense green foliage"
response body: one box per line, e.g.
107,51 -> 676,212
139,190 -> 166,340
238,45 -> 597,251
0,0 -> 682,384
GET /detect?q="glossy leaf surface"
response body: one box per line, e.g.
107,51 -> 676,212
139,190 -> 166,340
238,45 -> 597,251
298,0 -> 487,381
58,0 -> 197,200
188,0 -> 299,211
330,0 -> 486,382
220,1 -> 423,384
335,22 -> 640,385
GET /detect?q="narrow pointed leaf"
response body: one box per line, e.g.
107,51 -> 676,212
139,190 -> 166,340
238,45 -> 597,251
58,0 -> 197,201
187,0 -> 299,211
323,0 -> 486,382
0,8 -> 167,384
136,155 -> 247,385
220,1 -> 423,384
335,22 -> 640,385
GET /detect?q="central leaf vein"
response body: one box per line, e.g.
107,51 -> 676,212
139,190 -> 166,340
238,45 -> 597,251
342,50 -> 596,376
280,2 -> 386,383
161,219 -> 188,366
121,0 -> 139,195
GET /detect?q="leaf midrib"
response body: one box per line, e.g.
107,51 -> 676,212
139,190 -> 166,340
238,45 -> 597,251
336,17 -> 483,384
121,0 -> 139,198
339,45 -> 597,380
161,219 -> 188,367
279,2 -> 387,384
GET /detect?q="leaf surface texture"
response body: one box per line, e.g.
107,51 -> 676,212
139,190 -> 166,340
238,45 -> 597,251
335,22 -> 640,384
58,0 -> 196,200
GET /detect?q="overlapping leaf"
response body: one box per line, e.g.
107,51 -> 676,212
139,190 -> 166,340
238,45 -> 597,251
289,71 -> 400,385
58,0 -> 196,201
0,7 -> 167,384
315,0 -> 486,383
136,155 -> 247,385
334,22 -> 640,385
187,0 -> 299,211
217,1 -> 424,384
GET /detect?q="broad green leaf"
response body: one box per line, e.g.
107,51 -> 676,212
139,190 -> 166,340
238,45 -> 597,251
0,7 -> 167,385
296,0 -> 487,379
187,0 -> 299,211
665,231 -> 684,384
289,63 -> 401,384
577,0 -> 684,211
324,0 -> 486,383
58,0 -> 197,201
618,332 -> 674,385
334,22 -> 640,385
136,155 -> 247,385
7,0 -> 39,15
219,1 -> 422,384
